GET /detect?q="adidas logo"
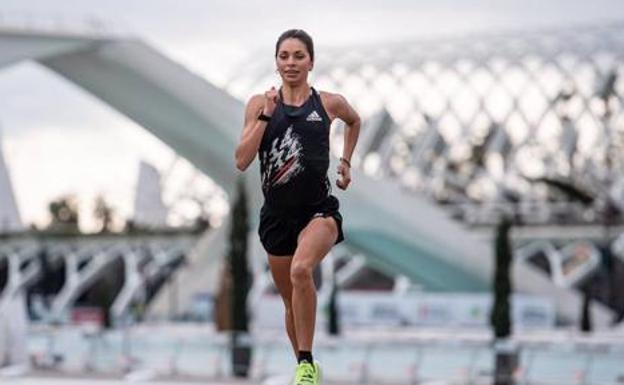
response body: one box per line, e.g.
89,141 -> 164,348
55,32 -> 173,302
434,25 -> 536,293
306,110 -> 323,122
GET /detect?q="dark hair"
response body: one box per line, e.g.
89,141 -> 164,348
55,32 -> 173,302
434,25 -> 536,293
275,29 -> 314,62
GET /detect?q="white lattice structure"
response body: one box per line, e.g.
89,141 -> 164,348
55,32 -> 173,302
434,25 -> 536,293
228,23 -> 624,225
1,22 -> 617,325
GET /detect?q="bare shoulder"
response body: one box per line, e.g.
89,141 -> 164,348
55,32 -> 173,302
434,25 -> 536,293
246,94 -> 264,109
319,90 -> 348,120
319,90 -> 346,109
240,94 -> 264,129
244,94 -> 265,121
319,90 -> 360,125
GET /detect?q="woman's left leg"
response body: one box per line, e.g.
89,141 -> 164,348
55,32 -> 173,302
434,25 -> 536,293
290,216 -> 338,352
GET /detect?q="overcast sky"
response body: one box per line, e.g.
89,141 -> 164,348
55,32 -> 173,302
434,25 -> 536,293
0,0 -> 623,229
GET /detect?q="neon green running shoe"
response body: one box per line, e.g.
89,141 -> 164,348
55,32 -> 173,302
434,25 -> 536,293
293,360 -> 321,385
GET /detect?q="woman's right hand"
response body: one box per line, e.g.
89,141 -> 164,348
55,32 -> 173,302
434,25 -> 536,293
263,87 -> 279,116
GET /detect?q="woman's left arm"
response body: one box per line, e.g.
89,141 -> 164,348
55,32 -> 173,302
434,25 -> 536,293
329,93 -> 361,190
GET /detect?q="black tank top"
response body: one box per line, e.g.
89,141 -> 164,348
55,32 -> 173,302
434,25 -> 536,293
258,87 -> 332,208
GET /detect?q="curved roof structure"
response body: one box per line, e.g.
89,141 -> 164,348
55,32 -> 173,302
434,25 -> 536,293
0,24 -> 616,326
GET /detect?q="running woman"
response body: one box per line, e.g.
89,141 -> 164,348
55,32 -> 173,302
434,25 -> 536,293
235,29 -> 361,385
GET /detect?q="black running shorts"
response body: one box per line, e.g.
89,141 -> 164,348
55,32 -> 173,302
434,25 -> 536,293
258,195 -> 345,256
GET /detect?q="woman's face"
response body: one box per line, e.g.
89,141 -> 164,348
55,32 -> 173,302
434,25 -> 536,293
276,38 -> 313,85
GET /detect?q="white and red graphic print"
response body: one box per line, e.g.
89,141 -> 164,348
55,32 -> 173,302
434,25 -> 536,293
262,125 -> 304,188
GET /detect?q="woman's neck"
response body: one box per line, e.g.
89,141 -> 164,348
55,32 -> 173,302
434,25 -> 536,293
280,83 -> 311,106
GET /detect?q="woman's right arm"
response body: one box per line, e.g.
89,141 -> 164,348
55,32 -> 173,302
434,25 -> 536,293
235,94 -> 267,171
235,88 -> 279,171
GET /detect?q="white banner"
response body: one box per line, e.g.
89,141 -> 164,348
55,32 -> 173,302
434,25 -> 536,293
253,292 -> 554,330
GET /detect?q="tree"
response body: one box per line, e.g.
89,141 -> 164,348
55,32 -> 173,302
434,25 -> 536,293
490,216 -> 517,385
227,176 -> 253,377
327,260 -> 341,336
328,283 -> 340,336
94,195 -> 115,233
47,195 -> 80,234
581,287 -> 593,332
490,216 -> 513,338
228,177 -> 252,332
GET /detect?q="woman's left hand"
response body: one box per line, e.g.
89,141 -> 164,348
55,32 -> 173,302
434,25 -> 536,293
336,161 -> 351,190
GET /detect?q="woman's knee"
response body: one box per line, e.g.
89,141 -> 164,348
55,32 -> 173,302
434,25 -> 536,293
290,262 -> 313,286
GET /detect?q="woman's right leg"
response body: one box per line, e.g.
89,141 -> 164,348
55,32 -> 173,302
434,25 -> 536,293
268,254 -> 298,359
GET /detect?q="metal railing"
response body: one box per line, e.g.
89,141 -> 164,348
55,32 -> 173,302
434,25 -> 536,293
20,324 -> 624,385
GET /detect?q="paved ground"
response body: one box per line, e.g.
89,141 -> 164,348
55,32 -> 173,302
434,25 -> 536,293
0,375 -> 362,385
3,380 -> 252,385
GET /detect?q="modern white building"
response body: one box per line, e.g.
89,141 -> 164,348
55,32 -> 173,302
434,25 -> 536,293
1,21 -> 622,328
